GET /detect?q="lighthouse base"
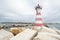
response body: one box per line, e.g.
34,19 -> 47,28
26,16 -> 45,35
34,26 -> 42,31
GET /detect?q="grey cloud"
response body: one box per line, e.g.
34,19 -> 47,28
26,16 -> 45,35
0,0 -> 60,23
42,0 -> 60,23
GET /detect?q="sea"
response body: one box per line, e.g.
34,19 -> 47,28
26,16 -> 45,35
47,23 -> 60,30
0,23 -> 60,30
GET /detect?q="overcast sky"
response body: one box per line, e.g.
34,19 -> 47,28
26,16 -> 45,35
0,0 -> 60,23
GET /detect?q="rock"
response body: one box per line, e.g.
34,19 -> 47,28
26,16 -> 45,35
10,27 -> 23,36
0,29 -> 14,40
40,26 -> 57,34
33,32 -> 60,40
10,29 -> 37,40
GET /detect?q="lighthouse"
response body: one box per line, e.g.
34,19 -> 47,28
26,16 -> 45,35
35,4 -> 43,30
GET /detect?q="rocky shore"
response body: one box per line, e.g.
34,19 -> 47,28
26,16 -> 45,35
0,26 -> 60,40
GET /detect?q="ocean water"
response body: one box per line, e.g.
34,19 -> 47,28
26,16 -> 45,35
0,23 -> 60,30
47,23 -> 60,30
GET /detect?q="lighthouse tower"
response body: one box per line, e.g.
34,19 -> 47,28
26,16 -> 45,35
35,4 -> 43,30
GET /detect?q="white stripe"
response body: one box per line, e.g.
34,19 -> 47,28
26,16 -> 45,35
35,21 -> 43,24
37,9 -> 41,13
34,26 -> 42,29
36,15 -> 42,18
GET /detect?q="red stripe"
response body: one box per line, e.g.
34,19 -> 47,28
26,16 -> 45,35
36,18 -> 42,20
36,13 -> 41,15
35,23 -> 43,27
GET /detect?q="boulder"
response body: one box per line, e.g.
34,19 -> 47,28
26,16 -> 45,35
40,26 -> 57,34
10,29 -> 37,40
33,32 -> 60,40
10,27 -> 23,36
0,29 -> 14,40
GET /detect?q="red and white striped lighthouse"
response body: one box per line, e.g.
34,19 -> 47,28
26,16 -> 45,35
35,4 -> 43,30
